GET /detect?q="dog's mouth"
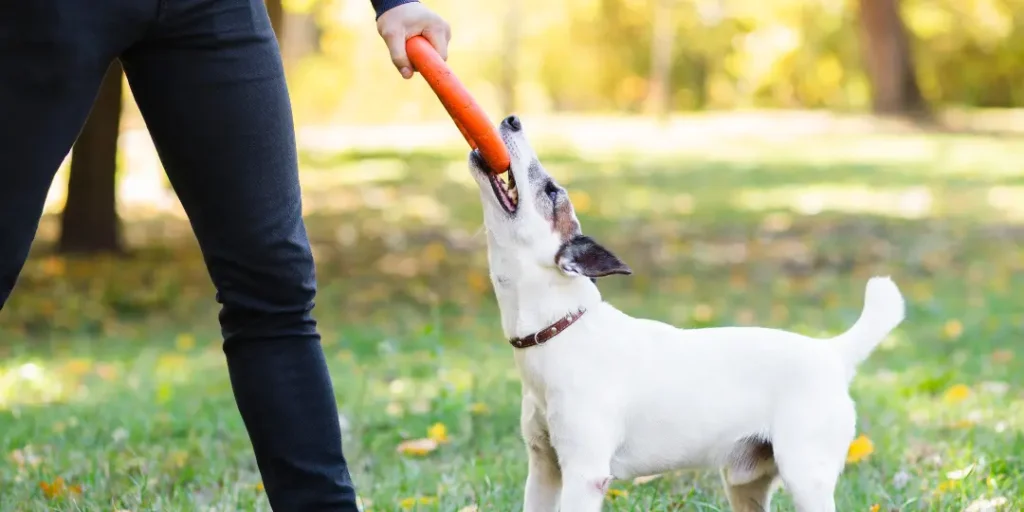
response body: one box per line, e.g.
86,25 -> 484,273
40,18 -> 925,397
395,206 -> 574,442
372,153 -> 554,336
473,149 -> 518,214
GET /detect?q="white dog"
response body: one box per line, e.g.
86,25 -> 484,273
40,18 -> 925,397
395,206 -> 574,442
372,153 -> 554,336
467,115 -> 906,512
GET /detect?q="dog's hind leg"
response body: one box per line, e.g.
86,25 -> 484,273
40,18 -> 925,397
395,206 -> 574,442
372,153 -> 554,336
771,393 -> 853,512
721,469 -> 780,512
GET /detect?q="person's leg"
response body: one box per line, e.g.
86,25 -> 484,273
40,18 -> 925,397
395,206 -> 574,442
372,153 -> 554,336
118,0 -> 358,509
0,1 -> 142,307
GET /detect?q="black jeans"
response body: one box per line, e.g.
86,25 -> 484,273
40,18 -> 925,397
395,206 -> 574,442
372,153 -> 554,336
0,0 -> 358,509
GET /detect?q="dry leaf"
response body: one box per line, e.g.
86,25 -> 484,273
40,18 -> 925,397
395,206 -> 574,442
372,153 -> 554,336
398,496 -> 437,509
965,496 -> 1009,512
631,474 -> 662,485
175,333 -> 196,351
943,319 -> 963,340
943,384 -> 971,403
39,477 -> 82,499
846,435 -> 874,463
396,438 -> 438,457
427,422 -> 449,443
946,463 -> 975,480
991,349 -> 1014,364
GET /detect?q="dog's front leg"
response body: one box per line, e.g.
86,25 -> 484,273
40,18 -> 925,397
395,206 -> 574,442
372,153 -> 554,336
521,393 -> 562,511
557,462 -> 612,512
553,435 -> 613,512
523,440 -> 561,511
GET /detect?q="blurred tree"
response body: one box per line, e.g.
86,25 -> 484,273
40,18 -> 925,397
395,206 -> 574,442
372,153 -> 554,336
59,60 -> 124,254
857,0 -> 928,116
645,0 -> 675,120
500,0 -> 521,113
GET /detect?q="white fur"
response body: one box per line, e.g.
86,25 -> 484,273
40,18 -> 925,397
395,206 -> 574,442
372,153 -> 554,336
469,117 -> 907,512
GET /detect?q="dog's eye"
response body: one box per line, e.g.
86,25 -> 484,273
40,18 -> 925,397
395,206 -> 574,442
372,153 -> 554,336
545,182 -> 559,202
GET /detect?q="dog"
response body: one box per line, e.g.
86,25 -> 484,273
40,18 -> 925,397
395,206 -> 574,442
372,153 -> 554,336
467,115 -> 906,512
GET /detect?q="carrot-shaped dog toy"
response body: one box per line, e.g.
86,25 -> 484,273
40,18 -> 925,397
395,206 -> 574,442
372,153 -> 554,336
406,35 -> 511,175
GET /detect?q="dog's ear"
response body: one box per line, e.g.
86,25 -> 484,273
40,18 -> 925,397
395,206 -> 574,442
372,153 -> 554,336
556,235 -> 632,278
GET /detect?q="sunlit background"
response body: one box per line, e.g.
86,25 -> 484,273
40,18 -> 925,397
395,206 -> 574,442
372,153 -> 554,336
2,0 -> 1024,510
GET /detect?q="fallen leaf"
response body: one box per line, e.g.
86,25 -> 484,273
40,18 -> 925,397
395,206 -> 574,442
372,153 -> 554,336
632,474 -> 662,485
943,384 -> 972,403
964,496 -> 1009,512
9,447 -> 42,468
396,438 -> 438,457
39,477 -> 82,500
606,488 -> 628,498
398,496 -> 437,509
943,319 -> 963,340
991,349 -> 1014,364
385,402 -> 404,417
569,190 -> 591,213
846,435 -> 874,463
692,304 -> 714,322
427,422 -> 449,444
175,333 -> 196,351
467,271 -> 490,294
946,463 -> 975,480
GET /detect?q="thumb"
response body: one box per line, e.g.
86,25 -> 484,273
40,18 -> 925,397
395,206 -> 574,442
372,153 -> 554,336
382,28 -> 413,79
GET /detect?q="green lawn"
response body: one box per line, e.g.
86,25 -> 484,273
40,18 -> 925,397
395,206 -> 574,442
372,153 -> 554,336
2,130 -> 1024,510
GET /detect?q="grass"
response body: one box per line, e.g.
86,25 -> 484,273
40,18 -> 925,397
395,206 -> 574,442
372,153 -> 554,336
3,128 -> 1024,510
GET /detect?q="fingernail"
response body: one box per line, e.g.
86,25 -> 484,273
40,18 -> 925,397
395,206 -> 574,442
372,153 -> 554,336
400,67 -> 411,78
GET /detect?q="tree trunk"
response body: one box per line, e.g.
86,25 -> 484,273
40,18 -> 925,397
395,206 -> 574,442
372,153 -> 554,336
645,0 -> 674,121
59,60 -> 125,255
266,0 -> 284,42
499,0 -> 520,114
857,0 -> 928,116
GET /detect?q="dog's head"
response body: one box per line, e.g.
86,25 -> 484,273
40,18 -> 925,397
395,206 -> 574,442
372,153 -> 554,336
468,115 -> 631,285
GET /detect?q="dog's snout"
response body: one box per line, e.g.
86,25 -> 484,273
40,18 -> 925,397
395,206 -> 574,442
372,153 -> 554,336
503,115 -> 522,132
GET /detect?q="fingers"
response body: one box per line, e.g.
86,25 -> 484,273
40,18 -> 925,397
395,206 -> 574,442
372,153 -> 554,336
421,25 -> 449,61
381,28 -> 413,79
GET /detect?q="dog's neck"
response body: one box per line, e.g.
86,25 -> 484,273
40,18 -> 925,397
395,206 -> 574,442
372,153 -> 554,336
487,246 -> 602,340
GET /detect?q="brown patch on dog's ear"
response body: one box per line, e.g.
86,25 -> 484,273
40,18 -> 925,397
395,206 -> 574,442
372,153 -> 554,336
554,200 -> 581,242
555,235 -> 631,278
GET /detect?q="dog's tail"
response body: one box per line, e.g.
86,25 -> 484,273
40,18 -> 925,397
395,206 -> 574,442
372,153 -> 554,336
832,276 -> 905,379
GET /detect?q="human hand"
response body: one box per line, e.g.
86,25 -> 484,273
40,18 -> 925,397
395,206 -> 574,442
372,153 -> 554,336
376,2 -> 452,79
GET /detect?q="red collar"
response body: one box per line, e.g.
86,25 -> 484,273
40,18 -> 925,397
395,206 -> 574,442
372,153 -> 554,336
508,308 -> 587,349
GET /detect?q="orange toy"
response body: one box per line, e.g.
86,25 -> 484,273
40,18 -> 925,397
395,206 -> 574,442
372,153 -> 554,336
406,35 -> 511,175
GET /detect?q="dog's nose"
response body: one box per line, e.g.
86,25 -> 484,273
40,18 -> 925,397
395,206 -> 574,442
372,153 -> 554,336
503,115 -> 522,132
